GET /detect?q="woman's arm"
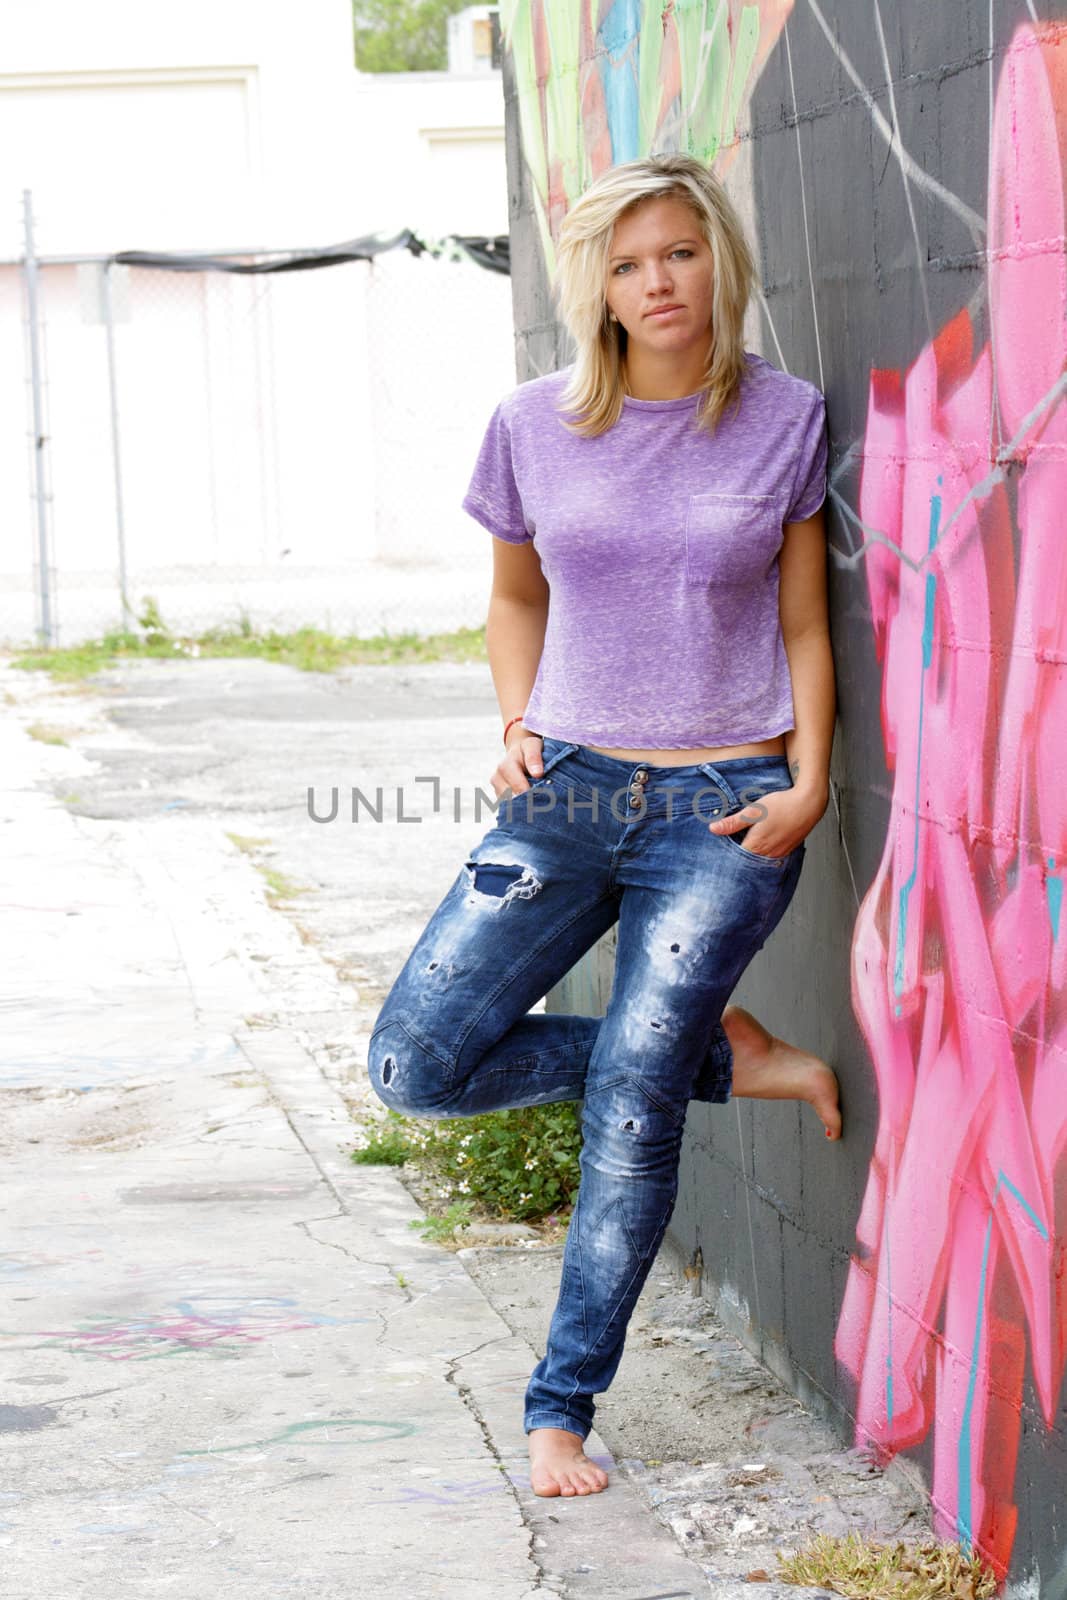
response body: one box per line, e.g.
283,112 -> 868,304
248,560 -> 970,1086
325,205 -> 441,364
485,538 -> 550,792
711,505 -> 834,853
777,503 -> 835,817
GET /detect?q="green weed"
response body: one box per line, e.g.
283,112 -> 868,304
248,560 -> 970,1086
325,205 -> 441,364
408,1201 -> 476,1243
351,1103 -> 582,1223
351,1119 -> 412,1167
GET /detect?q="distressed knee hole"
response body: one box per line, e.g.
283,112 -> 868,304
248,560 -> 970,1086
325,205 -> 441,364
621,1116 -> 641,1134
381,1054 -> 397,1086
464,860 -> 543,909
425,957 -> 460,981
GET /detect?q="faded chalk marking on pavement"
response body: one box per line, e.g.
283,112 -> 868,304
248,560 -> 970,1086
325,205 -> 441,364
177,1417 -> 420,1454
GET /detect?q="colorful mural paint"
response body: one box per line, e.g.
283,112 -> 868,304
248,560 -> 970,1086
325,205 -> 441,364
0,1295 -> 372,1361
835,20 -> 1067,1580
498,0 -> 792,273
502,2 -> 1067,1585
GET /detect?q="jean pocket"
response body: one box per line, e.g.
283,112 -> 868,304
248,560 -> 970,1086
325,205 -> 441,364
684,492 -> 782,587
719,824 -> 802,870
713,774 -> 801,870
529,737 -> 580,782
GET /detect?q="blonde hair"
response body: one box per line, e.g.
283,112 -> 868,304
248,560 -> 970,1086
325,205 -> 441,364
552,153 -> 757,438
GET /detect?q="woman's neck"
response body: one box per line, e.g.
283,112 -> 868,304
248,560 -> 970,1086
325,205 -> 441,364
621,348 -> 709,401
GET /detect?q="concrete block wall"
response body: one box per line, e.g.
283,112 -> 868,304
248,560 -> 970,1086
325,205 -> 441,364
498,3 -> 1067,1589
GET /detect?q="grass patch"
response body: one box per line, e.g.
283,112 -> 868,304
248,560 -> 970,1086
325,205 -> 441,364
258,865 -> 309,905
777,1532 -> 998,1599
26,723 -> 69,746
222,833 -> 309,907
8,598 -> 488,682
12,634 -> 147,682
224,832 -> 272,855
350,1102 -> 582,1225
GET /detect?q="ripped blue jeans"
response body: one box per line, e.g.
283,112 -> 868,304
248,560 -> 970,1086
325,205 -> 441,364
367,739 -> 806,1442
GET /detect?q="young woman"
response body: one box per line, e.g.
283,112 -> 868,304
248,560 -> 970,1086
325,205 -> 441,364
368,152 -> 839,1500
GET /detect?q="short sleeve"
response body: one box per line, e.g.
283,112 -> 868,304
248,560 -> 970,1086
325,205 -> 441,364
461,399 -> 533,544
785,391 -> 828,523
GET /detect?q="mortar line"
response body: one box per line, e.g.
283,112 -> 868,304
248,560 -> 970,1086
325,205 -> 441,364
734,1098 -> 763,1339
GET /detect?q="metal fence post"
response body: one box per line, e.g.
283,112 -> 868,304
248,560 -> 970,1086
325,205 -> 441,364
21,188 -> 55,647
101,260 -> 133,630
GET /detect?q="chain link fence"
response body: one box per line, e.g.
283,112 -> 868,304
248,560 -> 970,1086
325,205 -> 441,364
1,225 -> 516,647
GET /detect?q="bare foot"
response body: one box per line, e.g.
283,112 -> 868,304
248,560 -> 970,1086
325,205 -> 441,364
528,1426 -> 609,1497
722,1003 -> 842,1140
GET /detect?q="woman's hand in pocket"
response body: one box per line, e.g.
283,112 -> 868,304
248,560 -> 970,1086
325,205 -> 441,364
491,729 -> 544,798
708,787 -> 817,858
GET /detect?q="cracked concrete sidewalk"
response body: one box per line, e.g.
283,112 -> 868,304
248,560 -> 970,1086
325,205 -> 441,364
0,678 -> 745,1600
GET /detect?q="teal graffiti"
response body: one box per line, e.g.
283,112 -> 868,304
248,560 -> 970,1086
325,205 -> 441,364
179,1417 -> 418,1455
1047,855 -> 1062,942
894,478 -> 942,1006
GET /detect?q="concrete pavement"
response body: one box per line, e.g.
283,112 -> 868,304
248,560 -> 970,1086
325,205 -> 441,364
0,672 -> 728,1599
0,657 -> 931,1600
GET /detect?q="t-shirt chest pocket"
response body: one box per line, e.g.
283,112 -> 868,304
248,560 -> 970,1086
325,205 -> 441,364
683,492 -> 782,588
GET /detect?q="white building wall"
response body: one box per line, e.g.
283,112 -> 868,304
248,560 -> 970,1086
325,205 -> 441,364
0,1 -> 516,644
0,0 -> 356,254
350,73 -> 507,238
0,1 -> 506,252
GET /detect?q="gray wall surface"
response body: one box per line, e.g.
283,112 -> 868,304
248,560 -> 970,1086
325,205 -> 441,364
499,4 -> 1067,1590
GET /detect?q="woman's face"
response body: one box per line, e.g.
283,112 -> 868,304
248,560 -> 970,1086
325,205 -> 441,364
603,193 -> 715,360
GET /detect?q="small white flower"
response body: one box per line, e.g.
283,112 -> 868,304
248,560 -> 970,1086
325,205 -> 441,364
456,1180 -> 470,1194
524,1159 -> 537,1171
455,1151 -> 467,1164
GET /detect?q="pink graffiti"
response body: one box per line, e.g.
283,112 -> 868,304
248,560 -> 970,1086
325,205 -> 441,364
836,20 -> 1067,1581
2,1296 -> 370,1361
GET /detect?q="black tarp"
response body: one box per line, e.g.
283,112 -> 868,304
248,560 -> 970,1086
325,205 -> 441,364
113,228 -> 509,276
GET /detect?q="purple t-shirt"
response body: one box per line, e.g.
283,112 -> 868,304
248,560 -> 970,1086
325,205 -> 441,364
461,352 -> 828,747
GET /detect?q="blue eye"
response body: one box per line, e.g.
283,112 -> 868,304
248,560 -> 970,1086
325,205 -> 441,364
612,249 -> 693,274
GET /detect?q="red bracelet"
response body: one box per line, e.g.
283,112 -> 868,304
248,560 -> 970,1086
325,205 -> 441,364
502,713 -> 527,745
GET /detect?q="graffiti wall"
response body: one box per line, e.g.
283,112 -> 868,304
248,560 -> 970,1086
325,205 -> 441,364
499,1 -> 1067,1588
